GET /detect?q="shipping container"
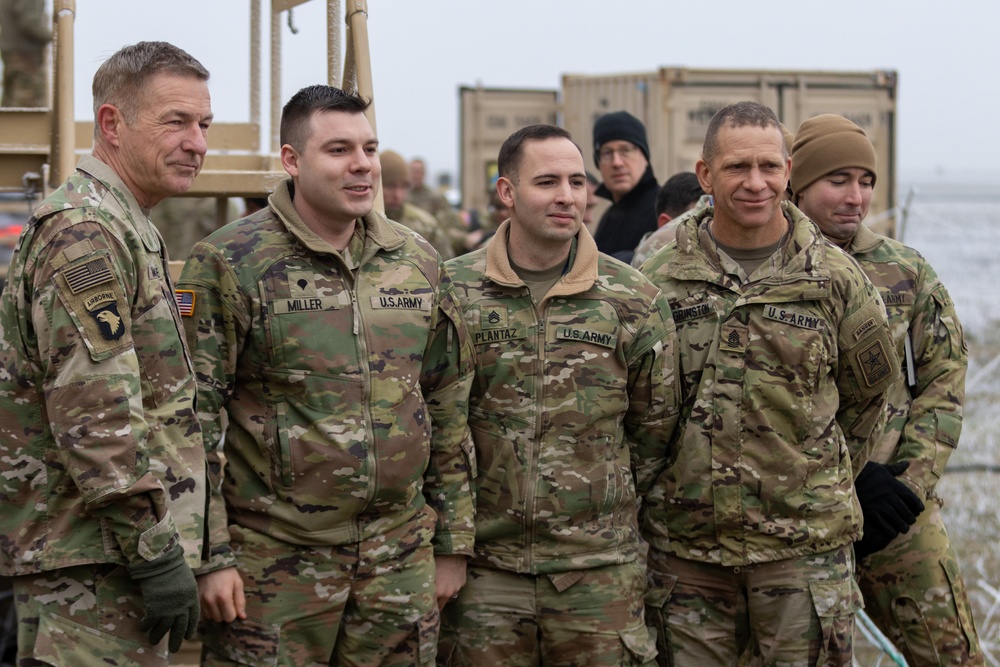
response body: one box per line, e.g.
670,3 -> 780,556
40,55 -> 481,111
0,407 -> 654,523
460,68 -> 898,234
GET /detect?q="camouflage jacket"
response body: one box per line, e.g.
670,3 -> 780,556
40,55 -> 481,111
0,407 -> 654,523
639,202 -> 898,566
0,155 -> 205,575
446,222 -> 680,575
178,179 -> 476,571
386,201 -> 454,261
843,223 -> 966,503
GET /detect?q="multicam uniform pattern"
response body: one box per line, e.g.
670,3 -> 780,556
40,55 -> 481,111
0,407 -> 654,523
630,195 -> 711,269
178,179 -> 475,666
844,223 -> 982,665
0,155 -> 205,662
639,202 -> 898,665
440,222 -> 679,665
386,200 -> 455,261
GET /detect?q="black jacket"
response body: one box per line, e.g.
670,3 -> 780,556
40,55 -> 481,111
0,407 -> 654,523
593,165 -> 659,258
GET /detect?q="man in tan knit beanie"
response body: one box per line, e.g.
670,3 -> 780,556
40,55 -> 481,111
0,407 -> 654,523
792,114 -> 983,667
381,149 -> 454,259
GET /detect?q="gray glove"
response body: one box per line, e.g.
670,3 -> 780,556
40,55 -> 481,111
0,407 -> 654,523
127,545 -> 199,653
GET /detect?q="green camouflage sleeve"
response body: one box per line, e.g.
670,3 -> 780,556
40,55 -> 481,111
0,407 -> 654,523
37,224 -> 178,563
177,242 -> 248,571
895,276 -> 967,502
835,278 -> 899,475
419,263 -> 476,556
623,292 -> 681,495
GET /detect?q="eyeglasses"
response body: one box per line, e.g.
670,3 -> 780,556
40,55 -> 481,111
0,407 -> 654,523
598,144 -> 639,164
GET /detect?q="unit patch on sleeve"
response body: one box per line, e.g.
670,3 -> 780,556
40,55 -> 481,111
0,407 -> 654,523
856,338 -> 891,387
84,292 -> 126,341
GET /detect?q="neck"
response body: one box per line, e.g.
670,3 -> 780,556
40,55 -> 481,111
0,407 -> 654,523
507,230 -> 572,271
710,212 -> 787,250
295,205 -> 357,251
91,144 -> 158,209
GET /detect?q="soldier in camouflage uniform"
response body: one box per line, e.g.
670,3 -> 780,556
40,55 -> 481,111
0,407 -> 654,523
639,101 -> 899,667
409,157 -> 468,256
0,0 -> 51,107
0,41 -> 212,663
178,85 -> 476,667
439,124 -> 680,666
791,114 -> 983,666
381,149 -> 454,260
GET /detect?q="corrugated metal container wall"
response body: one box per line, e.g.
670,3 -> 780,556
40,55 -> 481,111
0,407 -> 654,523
561,68 -> 898,234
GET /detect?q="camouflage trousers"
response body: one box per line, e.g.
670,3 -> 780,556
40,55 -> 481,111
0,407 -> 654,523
856,498 -> 983,666
438,560 -> 657,666
12,563 -> 170,666
200,521 -> 438,667
645,546 -> 860,667
1,50 -> 47,108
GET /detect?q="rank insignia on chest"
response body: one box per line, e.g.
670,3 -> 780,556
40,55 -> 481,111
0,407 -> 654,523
481,305 -> 508,329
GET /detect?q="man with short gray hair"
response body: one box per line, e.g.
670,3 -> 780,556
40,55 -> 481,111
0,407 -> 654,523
0,41 -> 212,663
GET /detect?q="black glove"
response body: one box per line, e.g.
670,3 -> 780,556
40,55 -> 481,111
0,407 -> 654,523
128,545 -> 200,653
854,460 -> 925,561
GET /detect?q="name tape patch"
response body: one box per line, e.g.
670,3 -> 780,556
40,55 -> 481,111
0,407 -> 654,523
369,295 -> 428,310
472,327 -> 524,345
763,305 -> 825,331
673,301 -> 713,324
555,327 -> 617,349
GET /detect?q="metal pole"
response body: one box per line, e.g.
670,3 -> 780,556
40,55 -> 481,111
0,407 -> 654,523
52,0 -> 76,188
327,0 -> 341,88
270,1 -> 283,153
344,0 -> 381,212
250,0 -> 261,128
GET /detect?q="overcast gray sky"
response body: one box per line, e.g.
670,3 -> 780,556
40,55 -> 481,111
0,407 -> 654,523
71,0 -> 1000,187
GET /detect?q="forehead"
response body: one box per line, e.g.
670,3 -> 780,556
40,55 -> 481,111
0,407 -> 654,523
713,123 -> 784,160
140,73 -> 211,113
519,137 -> 584,176
305,110 -> 375,145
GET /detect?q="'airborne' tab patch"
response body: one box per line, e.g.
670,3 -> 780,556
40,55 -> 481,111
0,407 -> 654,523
857,338 -> 891,387
763,305 -> 824,331
555,327 -> 617,349
64,256 -> 114,294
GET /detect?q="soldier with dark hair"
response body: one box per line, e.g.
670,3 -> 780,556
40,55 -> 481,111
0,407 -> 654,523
441,124 -> 679,665
180,85 -> 475,666
0,41 -> 212,663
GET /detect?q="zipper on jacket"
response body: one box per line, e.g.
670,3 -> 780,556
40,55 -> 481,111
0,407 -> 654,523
523,296 -> 545,570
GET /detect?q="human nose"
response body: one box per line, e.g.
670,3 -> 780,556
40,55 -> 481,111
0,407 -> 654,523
844,181 -> 863,205
352,147 -> 374,172
744,166 -> 766,192
183,124 -> 208,156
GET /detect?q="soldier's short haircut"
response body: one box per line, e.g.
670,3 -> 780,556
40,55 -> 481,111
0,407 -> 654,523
656,171 -> 704,218
497,124 -> 582,184
92,41 -> 209,129
280,85 -> 370,152
702,101 -> 785,164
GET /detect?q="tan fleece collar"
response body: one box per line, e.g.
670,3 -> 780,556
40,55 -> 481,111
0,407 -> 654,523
484,220 -> 599,298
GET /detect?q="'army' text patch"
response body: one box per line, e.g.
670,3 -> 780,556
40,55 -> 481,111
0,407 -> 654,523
763,305 -> 824,331
370,295 -> 428,310
556,327 -> 617,349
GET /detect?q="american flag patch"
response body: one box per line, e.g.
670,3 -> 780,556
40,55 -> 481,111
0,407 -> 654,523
174,290 -> 195,317
64,257 -> 113,293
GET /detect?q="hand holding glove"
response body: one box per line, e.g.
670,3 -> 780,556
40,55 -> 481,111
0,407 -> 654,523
854,460 -> 926,561
128,545 -> 200,653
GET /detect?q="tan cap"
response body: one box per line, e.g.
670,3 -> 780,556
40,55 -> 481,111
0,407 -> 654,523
790,114 -> 877,195
380,150 -> 409,185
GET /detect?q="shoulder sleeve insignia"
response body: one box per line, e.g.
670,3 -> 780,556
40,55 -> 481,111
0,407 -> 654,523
175,289 -> 196,317
87,298 -> 126,341
856,338 -> 891,387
